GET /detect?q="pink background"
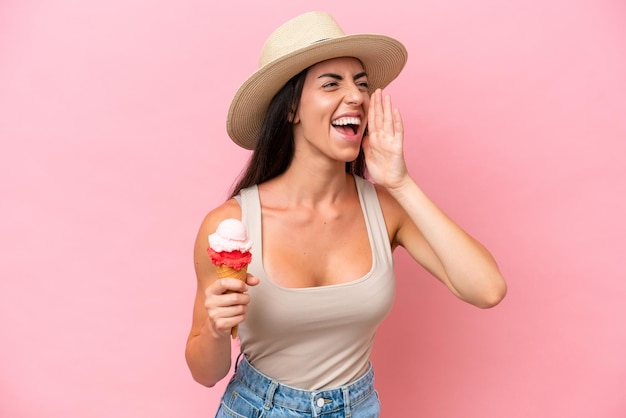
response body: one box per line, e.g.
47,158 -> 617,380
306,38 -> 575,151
1,0 -> 625,417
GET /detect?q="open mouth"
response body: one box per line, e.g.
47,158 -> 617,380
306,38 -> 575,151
331,116 -> 361,135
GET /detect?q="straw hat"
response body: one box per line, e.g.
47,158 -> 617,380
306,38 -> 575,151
226,11 -> 408,149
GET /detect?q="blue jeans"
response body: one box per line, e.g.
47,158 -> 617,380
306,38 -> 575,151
215,355 -> 380,417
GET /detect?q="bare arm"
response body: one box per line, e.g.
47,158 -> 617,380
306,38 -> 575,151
363,89 -> 507,308
382,180 -> 506,308
184,200 -> 259,386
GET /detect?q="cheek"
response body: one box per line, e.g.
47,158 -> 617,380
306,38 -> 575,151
298,99 -> 336,126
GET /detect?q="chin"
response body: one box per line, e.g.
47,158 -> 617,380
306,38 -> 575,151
337,149 -> 361,164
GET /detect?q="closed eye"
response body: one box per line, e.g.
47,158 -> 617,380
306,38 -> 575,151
319,71 -> 369,90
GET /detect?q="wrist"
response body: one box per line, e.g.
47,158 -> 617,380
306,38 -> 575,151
386,174 -> 415,196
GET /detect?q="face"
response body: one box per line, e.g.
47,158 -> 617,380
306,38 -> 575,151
292,57 -> 370,163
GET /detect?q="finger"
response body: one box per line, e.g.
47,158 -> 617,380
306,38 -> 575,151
205,289 -> 251,311
223,277 -> 249,293
208,277 -> 248,296
367,89 -> 377,131
221,290 -> 251,305
372,89 -> 384,132
211,303 -> 248,319
377,90 -> 385,132
383,94 -> 394,135
208,306 -> 247,333
393,107 -> 404,139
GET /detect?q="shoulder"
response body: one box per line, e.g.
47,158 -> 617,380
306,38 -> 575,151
199,199 -> 242,233
193,198 -> 243,270
195,199 -> 242,246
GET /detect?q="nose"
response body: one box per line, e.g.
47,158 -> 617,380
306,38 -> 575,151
344,82 -> 365,106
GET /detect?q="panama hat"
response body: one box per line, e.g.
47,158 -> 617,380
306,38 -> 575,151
226,11 -> 408,149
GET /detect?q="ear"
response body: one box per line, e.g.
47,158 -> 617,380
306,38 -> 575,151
288,110 -> 300,124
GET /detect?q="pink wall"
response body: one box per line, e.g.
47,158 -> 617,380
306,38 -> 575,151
1,0 -> 624,417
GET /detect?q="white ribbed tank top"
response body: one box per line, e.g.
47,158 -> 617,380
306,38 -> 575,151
237,175 -> 395,390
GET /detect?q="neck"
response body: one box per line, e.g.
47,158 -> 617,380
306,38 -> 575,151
269,159 -> 353,207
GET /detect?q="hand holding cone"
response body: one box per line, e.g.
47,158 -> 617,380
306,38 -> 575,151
207,219 -> 253,338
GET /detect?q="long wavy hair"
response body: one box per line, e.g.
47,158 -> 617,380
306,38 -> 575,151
229,67 -> 366,198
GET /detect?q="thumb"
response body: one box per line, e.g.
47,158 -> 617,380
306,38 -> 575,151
246,273 -> 260,287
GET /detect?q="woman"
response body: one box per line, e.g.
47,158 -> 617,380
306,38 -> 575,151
186,11 -> 507,417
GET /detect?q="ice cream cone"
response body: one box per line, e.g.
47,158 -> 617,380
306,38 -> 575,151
213,264 -> 249,338
214,264 -> 248,282
208,218 -> 253,340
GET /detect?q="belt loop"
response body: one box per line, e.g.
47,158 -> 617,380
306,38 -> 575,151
263,381 -> 279,411
311,392 -> 320,418
343,386 -> 351,417
234,351 -> 244,373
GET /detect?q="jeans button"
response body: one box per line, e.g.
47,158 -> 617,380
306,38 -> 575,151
316,398 -> 325,408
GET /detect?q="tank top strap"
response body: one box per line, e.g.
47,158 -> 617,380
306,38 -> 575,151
239,185 -> 263,274
354,176 -> 394,266
240,184 -> 260,226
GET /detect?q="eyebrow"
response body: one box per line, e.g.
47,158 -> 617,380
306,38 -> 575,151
317,71 -> 368,81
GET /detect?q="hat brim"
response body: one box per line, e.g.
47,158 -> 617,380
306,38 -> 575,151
227,34 -> 408,150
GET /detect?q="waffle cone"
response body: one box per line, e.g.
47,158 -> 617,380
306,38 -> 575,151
214,264 -> 248,281
213,263 -> 249,339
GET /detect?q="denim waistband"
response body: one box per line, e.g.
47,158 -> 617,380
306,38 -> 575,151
233,354 -> 375,416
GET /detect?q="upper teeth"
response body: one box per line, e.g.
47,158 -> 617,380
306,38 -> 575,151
332,117 -> 361,126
